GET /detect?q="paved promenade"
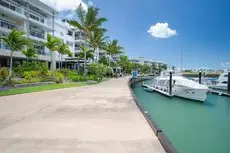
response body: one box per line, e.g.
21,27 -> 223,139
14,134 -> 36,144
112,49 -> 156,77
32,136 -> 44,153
0,77 -> 165,153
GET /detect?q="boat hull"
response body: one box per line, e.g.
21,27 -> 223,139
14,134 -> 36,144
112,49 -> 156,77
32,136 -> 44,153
173,85 -> 208,102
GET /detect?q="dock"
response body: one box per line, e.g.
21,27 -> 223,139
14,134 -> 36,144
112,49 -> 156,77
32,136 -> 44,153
209,89 -> 230,97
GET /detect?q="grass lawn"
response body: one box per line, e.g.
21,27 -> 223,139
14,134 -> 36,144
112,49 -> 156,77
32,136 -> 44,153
0,82 -> 98,97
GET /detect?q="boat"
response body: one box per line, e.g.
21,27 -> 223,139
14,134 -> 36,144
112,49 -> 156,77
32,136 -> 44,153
142,83 -> 154,92
191,78 -> 213,86
212,72 -> 229,91
151,71 -> 209,102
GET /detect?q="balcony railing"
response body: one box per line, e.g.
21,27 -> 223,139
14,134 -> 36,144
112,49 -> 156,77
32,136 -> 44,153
0,19 -> 21,31
0,0 -> 22,13
0,41 -> 11,50
30,30 -> 45,39
27,11 -> 52,28
75,35 -> 86,40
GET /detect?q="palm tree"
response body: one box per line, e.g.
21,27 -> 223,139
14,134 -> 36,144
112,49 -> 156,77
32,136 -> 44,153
78,45 -> 94,61
104,39 -> 124,67
57,43 -> 72,69
0,29 -> 30,81
64,6 -> 108,79
87,31 -> 108,62
22,45 -> 38,60
117,55 -> 129,72
44,34 -> 61,71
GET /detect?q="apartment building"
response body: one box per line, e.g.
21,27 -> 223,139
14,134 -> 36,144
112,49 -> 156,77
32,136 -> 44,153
0,0 -> 58,68
0,0 -> 102,70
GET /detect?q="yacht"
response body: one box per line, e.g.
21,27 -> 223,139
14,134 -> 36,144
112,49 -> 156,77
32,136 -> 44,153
212,72 -> 229,91
151,71 -> 209,102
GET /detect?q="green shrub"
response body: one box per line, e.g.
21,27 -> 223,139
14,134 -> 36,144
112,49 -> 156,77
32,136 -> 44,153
59,68 -> 71,77
1,80 -> 14,87
88,63 -> 110,82
23,71 -> 39,80
86,75 -> 97,81
14,61 -> 49,77
14,78 -> 41,84
0,67 -> 9,81
52,71 -> 64,84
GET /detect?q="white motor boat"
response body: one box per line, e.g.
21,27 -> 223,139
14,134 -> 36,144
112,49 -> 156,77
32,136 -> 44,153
191,78 -> 213,86
151,71 -> 209,102
212,72 -> 229,91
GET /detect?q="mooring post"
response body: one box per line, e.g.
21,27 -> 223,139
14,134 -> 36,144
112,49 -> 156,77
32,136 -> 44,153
228,72 -> 230,93
199,71 -> 202,84
169,71 -> 172,95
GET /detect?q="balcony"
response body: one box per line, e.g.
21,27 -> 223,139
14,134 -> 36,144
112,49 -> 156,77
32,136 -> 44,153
0,0 -> 25,18
0,41 -> 11,51
0,19 -> 22,32
27,11 -> 53,30
30,30 -> 45,40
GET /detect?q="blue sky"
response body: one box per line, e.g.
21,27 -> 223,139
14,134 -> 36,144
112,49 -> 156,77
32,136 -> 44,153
44,0 -> 230,69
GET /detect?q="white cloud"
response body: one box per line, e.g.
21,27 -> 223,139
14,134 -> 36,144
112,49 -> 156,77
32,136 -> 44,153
40,0 -> 88,11
88,1 -> 93,6
147,23 -> 177,38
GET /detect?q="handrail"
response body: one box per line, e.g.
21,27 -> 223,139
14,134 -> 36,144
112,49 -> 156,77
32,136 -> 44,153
0,19 -> 21,30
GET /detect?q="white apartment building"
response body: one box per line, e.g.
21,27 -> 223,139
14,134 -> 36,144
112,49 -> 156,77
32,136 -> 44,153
0,0 -> 101,70
0,0 -> 57,67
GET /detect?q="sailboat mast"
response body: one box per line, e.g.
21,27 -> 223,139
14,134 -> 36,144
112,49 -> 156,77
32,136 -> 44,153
181,50 -> 183,72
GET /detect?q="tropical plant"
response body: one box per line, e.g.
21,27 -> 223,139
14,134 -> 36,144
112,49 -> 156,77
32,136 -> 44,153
0,67 -> 9,81
78,46 -> 94,61
44,34 -> 62,71
117,55 -> 129,72
0,29 -> 30,81
52,71 -> 64,83
22,45 -> 38,60
104,39 -> 124,67
87,31 -> 108,61
57,42 -> 72,69
64,6 -> 108,79
88,63 -> 109,82
98,56 -> 109,66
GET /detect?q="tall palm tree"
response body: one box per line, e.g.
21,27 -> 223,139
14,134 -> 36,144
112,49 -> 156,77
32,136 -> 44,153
44,34 -> 61,71
64,6 -> 108,79
105,39 -> 124,67
87,31 -> 108,62
22,45 -> 38,60
0,29 -> 30,81
57,42 -> 72,69
78,45 -> 94,61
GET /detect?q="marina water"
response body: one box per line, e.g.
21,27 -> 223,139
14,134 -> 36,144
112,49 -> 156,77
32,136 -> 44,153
132,80 -> 230,153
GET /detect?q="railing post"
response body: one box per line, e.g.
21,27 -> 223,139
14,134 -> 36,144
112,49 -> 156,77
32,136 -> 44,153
169,71 -> 172,95
228,72 -> 230,93
199,71 -> 202,84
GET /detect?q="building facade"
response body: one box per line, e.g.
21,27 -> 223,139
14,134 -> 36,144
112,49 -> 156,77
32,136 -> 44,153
0,0 -> 102,70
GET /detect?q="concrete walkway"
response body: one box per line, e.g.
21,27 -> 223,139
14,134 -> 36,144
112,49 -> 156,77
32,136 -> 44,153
0,77 -> 165,153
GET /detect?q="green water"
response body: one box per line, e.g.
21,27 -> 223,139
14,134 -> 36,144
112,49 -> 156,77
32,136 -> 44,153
132,80 -> 230,153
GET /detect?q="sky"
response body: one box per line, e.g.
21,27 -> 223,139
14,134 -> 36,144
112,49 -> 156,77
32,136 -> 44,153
42,0 -> 230,69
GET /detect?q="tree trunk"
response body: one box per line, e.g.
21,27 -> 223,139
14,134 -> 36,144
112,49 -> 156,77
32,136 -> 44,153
9,51 -> 13,82
84,50 -> 86,80
50,51 -> 53,71
61,54 -> 63,69
59,53 -> 61,69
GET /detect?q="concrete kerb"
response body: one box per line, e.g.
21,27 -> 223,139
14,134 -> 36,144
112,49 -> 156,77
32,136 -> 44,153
128,77 -> 178,153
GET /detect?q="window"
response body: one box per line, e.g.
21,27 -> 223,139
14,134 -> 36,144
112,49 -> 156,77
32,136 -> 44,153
60,32 -> 64,36
222,81 -> 228,84
0,1 -> 9,8
67,30 -> 73,36
66,41 -> 73,47
224,74 -> 229,77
